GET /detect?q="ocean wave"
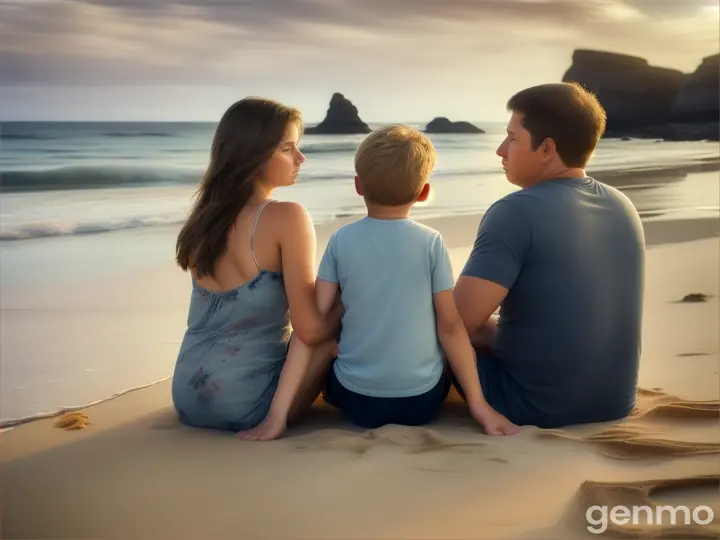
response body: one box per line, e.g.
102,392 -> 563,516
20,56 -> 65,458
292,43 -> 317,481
302,167 -> 491,182
0,164 -> 498,193
300,141 -> 360,154
101,132 -> 175,138
0,376 -> 171,429
0,215 -> 185,241
1,166 -> 204,192
1,133 -> 58,141
5,163 -> 482,193
432,168 -> 497,178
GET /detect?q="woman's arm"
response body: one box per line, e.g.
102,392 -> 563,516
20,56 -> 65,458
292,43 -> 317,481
275,202 -> 341,345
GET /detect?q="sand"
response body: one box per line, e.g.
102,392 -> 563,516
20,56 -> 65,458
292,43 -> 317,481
2,213 -> 719,539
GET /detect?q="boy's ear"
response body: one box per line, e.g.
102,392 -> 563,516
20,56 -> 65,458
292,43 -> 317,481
354,175 -> 364,196
416,182 -> 431,202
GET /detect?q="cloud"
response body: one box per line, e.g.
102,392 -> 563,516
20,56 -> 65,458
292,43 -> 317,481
0,0 -> 590,85
0,0 -> 717,88
623,0 -> 718,16
0,0 -> 594,58
33,0 -> 594,30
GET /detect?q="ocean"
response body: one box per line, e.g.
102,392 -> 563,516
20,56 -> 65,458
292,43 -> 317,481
1,121 -> 719,426
2,121 -> 719,243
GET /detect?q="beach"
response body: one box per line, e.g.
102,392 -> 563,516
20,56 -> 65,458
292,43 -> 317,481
2,0 -> 719,535
2,185 -> 719,538
3,123 -> 718,428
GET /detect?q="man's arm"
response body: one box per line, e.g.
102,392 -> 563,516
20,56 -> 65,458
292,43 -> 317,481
455,199 -> 531,339
453,277 -> 507,338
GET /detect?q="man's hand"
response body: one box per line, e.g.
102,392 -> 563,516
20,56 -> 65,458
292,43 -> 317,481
469,317 -> 498,350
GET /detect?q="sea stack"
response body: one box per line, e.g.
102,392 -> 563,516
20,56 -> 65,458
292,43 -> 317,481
425,117 -> 484,134
304,93 -> 371,135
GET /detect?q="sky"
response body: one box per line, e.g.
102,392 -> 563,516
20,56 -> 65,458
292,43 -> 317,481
1,0 -> 718,122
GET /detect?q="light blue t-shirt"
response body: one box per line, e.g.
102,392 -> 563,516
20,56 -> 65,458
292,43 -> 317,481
318,217 -> 455,398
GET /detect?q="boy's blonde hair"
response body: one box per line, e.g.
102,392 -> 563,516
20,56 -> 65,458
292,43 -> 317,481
354,125 -> 436,206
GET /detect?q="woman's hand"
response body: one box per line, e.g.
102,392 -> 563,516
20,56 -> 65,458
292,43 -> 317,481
236,413 -> 287,441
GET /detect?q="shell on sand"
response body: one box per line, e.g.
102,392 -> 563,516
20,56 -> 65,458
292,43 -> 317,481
54,412 -> 89,430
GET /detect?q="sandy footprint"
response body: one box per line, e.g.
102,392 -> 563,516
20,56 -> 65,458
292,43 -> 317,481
294,425 -> 487,455
408,454 -> 510,474
576,474 -> 719,538
632,387 -> 719,421
637,388 -> 667,397
632,401 -> 720,421
537,423 -> 720,460
677,293 -> 712,303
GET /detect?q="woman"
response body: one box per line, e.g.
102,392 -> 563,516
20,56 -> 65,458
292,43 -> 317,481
172,97 -> 342,441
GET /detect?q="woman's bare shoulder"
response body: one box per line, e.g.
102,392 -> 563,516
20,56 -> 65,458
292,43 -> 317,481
264,201 -> 313,229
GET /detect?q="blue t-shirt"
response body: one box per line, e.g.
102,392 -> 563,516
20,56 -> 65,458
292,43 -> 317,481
462,177 -> 645,426
318,217 -> 455,398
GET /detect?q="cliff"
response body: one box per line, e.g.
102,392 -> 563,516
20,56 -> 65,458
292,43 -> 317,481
562,50 -> 718,141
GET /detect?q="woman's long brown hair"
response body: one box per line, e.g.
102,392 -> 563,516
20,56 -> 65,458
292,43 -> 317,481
176,97 -> 302,278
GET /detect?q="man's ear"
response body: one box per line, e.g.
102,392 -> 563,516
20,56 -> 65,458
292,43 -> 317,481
416,182 -> 431,202
541,137 -> 557,162
354,175 -> 364,196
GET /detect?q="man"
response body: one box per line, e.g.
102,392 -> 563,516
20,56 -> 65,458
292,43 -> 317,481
454,82 -> 645,429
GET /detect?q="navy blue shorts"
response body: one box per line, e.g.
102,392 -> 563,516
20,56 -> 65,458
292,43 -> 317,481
454,348 -> 632,428
323,366 -> 451,429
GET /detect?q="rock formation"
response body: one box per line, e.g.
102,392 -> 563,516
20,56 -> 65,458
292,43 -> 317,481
304,93 -> 371,135
424,117 -> 484,134
671,54 -> 719,124
562,50 -> 718,141
562,50 -> 684,133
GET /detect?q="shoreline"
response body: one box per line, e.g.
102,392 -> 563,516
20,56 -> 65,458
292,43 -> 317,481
0,376 -> 172,431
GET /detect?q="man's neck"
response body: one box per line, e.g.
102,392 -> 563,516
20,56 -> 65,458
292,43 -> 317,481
552,167 -> 586,180
524,167 -> 586,188
365,202 -> 413,220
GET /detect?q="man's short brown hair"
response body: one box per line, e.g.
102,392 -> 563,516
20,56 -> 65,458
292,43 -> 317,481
507,82 -> 607,167
354,125 -> 436,206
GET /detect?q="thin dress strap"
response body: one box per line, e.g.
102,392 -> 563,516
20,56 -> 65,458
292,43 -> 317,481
250,200 -> 274,271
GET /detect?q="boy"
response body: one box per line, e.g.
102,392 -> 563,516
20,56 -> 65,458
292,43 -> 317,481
315,125 -> 519,435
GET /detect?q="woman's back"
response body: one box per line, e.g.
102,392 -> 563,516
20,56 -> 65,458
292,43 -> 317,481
172,201 -> 292,431
192,199 -> 282,292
